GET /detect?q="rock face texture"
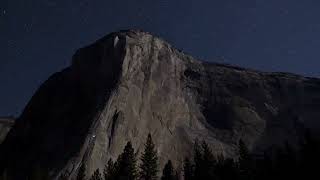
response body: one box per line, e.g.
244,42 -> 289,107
0,117 -> 14,143
1,30 -> 320,179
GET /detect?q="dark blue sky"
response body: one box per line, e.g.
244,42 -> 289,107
1,0 -> 320,116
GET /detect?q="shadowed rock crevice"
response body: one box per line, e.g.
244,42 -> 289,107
109,111 -> 120,147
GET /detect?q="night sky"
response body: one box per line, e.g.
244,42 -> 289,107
1,0 -> 320,116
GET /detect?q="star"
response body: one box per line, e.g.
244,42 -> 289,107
282,9 -> 289,15
2,10 -> 6,15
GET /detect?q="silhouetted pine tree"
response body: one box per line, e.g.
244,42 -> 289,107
90,169 -> 102,180
273,142 -> 297,180
200,141 -> 216,179
30,165 -> 50,180
183,158 -> 193,180
104,159 -> 116,180
174,171 -> 179,180
238,139 -> 253,180
161,160 -> 175,180
58,171 -> 69,180
115,142 -> 137,180
254,152 -> 273,180
139,134 -> 158,180
192,139 -> 202,180
192,140 -> 217,179
77,163 -> 86,180
299,130 -> 320,179
215,155 -> 238,180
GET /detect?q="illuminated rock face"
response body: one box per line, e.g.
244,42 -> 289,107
0,117 -> 14,143
1,30 -> 320,179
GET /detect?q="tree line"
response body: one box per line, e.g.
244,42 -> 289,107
70,134 -> 166,180
71,131 -> 320,180
1,130 -> 320,180
182,130 -> 320,180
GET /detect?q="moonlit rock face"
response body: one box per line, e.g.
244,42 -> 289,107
113,36 -> 119,47
0,117 -> 14,143
1,30 -> 320,179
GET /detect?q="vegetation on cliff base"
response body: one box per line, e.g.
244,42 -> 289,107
1,131 -> 319,180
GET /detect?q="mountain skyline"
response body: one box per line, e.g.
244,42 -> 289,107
2,0 -> 320,116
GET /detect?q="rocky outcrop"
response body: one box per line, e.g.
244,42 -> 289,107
1,30 -> 320,179
0,117 -> 14,143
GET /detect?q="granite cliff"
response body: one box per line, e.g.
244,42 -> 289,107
0,117 -> 14,143
1,30 -> 320,179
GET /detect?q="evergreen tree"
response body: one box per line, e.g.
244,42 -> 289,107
30,165 -> 50,180
77,163 -> 86,180
299,130 -> 320,179
216,155 -> 238,180
58,171 -> 69,180
174,171 -> 179,180
273,142 -> 297,180
192,139 -> 202,180
116,141 -> 137,180
139,134 -> 158,180
183,158 -> 193,180
200,141 -> 216,179
104,159 -> 116,180
238,139 -> 253,180
161,160 -> 175,180
90,169 -> 102,180
259,152 -> 273,180
193,140 -> 217,179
